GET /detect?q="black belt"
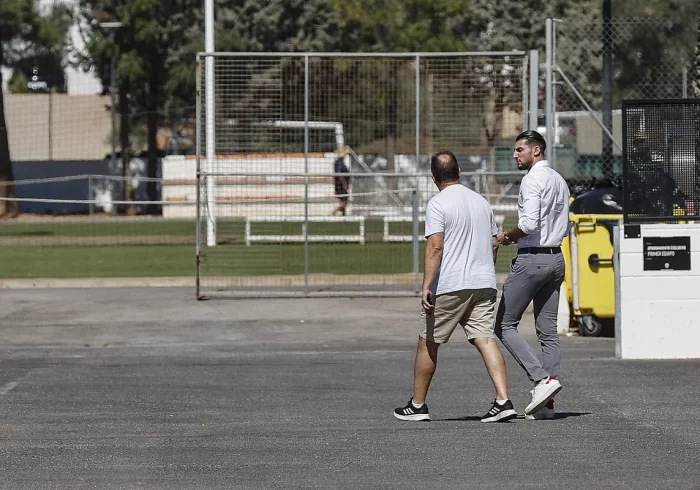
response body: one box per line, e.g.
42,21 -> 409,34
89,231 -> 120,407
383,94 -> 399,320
517,247 -> 562,255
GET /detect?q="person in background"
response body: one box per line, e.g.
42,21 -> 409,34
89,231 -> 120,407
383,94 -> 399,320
332,147 -> 350,216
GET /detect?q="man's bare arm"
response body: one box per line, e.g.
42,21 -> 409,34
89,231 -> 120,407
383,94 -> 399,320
421,232 -> 443,312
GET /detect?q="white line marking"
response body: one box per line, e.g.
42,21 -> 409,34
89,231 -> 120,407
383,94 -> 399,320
0,381 -> 18,397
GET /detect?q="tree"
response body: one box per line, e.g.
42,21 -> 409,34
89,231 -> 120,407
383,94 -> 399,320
229,0 -> 340,52
78,1 -> 341,211
1,0 -> 70,218
78,1 -> 243,212
1,1 -> 34,217
8,4 -> 72,94
546,0 -> 695,110
212,1 -> 341,153
329,0 -> 468,182
80,1 -> 188,212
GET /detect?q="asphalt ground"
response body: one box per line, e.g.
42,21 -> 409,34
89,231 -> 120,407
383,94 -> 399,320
1,288 -> 699,489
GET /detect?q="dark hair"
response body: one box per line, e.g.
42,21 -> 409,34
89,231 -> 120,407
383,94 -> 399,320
430,151 -> 460,184
515,130 -> 547,153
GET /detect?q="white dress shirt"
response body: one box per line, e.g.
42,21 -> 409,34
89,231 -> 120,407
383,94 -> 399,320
517,160 -> 570,248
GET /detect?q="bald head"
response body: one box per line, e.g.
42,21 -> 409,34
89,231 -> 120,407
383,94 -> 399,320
431,151 -> 460,185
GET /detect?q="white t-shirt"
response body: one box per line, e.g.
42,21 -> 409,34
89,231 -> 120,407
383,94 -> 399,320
424,184 -> 498,295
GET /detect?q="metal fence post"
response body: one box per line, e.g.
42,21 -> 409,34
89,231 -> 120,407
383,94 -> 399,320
529,50 -> 539,130
415,54 -> 420,167
304,55 -> 310,295
601,0 -> 614,177
195,54 -> 202,298
545,19 -> 554,165
522,53 -> 529,131
412,187 -> 420,294
414,56 -> 421,294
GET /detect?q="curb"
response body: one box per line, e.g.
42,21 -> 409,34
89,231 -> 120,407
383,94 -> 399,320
0,277 -> 195,289
0,273 -> 511,290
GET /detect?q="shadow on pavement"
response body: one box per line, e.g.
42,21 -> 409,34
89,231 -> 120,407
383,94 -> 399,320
437,412 -> 591,422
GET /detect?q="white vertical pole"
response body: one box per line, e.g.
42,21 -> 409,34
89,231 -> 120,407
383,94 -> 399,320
205,0 -> 216,247
304,56 -> 309,294
545,18 -> 554,165
529,49 -> 539,130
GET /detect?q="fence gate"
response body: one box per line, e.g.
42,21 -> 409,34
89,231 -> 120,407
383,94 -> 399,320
195,52 -> 528,298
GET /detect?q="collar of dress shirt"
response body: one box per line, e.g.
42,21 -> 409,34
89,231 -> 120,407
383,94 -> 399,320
528,160 -> 550,172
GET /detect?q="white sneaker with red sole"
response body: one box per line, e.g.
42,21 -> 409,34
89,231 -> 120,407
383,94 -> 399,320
524,377 -> 562,415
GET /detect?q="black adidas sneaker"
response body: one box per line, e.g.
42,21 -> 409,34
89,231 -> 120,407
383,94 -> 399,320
480,399 -> 517,423
393,398 -> 430,421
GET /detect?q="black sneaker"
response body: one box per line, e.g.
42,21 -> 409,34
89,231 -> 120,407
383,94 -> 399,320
480,399 -> 517,423
393,398 -> 430,421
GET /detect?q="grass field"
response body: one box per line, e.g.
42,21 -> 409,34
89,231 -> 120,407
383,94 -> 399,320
0,216 -> 518,278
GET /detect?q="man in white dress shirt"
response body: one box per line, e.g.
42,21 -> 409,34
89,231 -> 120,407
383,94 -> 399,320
495,130 -> 570,419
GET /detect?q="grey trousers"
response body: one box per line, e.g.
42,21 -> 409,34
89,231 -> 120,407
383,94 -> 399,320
495,252 -> 566,383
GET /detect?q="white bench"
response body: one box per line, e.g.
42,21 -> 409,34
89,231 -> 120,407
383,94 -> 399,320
382,214 -> 505,242
382,216 -> 426,242
245,216 -> 366,246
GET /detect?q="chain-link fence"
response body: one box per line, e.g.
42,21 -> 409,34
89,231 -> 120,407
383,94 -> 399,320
547,17 -> 697,194
195,52 -> 528,296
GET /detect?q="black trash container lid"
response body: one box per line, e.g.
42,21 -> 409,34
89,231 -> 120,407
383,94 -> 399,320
570,178 -> 623,215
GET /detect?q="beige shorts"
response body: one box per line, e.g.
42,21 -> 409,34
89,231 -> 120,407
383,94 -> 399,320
420,288 -> 497,343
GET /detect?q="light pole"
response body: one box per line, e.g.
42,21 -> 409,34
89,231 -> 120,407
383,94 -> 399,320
99,22 -> 122,211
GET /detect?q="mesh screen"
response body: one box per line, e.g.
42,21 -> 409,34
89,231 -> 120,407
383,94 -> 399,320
622,99 -> 700,224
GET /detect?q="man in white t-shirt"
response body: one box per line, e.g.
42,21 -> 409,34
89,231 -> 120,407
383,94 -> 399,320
393,151 -> 516,423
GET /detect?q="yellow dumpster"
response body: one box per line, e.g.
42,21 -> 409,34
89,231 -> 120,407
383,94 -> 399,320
563,213 -> 622,336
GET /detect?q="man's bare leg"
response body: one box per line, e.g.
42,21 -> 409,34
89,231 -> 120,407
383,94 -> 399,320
412,336 -> 439,404
471,337 -> 508,400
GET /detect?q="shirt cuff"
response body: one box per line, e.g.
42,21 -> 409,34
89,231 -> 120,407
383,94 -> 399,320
517,218 -> 537,235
